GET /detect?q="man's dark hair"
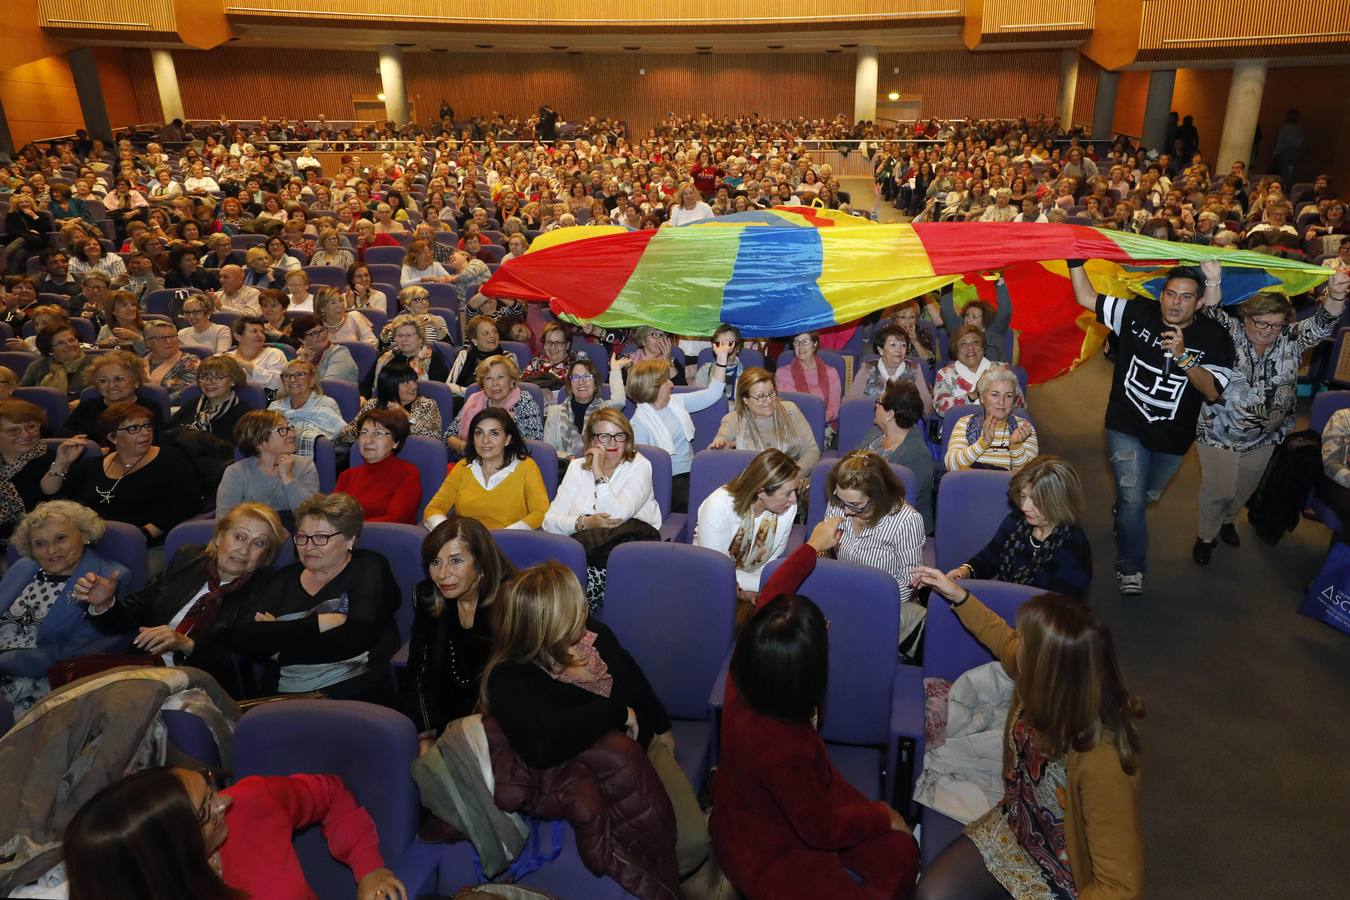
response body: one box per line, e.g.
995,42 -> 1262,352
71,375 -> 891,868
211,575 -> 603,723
1163,265 -> 1204,294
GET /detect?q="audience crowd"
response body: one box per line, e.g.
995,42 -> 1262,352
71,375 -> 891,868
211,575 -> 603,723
0,105 -> 1344,900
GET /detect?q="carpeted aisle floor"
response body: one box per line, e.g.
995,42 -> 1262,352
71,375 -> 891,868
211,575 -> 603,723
1030,354 -> 1350,898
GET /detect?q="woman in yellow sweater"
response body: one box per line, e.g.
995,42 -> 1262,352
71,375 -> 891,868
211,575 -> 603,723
910,565 -> 1145,900
424,408 -> 548,531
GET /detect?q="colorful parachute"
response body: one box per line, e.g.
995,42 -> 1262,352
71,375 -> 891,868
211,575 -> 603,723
482,208 -> 1333,383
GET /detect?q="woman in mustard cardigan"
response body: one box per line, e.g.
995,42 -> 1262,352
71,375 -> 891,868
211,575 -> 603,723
423,407 -> 548,531
910,566 -> 1145,900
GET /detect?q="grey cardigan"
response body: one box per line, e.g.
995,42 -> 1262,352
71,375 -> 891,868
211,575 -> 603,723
216,455 -> 319,518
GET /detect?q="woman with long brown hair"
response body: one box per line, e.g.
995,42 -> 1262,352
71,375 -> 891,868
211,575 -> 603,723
909,568 -> 1145,900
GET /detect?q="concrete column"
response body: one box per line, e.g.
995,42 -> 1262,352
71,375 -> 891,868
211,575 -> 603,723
1092,70 -> 1119,140
853,46 -> 879,123
379,45 -> 410,125
0,97 -> 16,157
150,50 -> 185,123
1216,60 -> 1267,173
1141,68 -> 1175,151
68,48 -> 113,142
1056,50 -> 1080,130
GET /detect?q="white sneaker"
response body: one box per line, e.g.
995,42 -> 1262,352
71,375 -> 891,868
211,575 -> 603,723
1117,572 -> 1144,595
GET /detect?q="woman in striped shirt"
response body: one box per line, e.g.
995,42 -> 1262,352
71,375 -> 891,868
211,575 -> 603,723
821,451 -> 927,648
944,366 -> 1038,473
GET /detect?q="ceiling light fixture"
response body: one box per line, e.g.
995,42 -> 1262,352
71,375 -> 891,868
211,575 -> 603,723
888,91 -> 900,101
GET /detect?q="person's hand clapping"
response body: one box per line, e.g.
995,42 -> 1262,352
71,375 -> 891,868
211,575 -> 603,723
1010,419 -> 1034,445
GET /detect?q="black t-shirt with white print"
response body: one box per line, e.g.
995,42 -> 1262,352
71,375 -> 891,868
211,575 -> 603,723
1096,294 -> 1236,455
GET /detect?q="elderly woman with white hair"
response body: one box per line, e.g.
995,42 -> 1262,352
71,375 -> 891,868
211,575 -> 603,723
267,359 -> 345,457
943,365 -> 1038,473
1,501 -> 130,715
979,188 -> 1018,222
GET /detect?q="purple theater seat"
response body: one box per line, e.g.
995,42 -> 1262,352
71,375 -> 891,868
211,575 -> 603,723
778,390 -> 827,457
934,469 -> 1014,571
362,246 -> 406,266
803,457 -> 917,534
490,528 -> 587,588
357,523 -> 424,650
320,379 -> 360,420
526,439 -> 559,498
416,380 -> 457,433
233,700 -> 440,900
1309,391 -> 1350,531
836,397 -> 877,452
303,265 -> 347,287
635,444 -> 684,541
15,386 -> 69,434
603,542 -> 736,792
0,352 -> 39,380
337,341 -> 378,384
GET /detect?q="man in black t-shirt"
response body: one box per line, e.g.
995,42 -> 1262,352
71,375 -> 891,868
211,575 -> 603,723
1069,260 -> 1235,595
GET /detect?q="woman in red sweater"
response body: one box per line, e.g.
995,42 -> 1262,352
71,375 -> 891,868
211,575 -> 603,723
335,406 -> 422,524
711,520 -> 920,899
64,766 -> 406,900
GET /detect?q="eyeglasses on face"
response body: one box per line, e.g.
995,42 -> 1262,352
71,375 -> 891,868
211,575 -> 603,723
569,373 -> 595,383
280,372 -> 310,382
357,429 -> 392,440
543,339 -> 569,348
746,391 -> 777,403
1,423 -> 40,437
116,422 -> 153,435
294,530 -> 341,546
1248,319 -> 1284,332
198,373 -> 227,383
194,769 -> 227,826
592,432 -> 628,446
833,491 -> 872,514
270,425 -> 294,437
96,375 -> 131,386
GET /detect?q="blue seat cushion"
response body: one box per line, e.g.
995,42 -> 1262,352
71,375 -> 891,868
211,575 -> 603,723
827,743 -> 883,800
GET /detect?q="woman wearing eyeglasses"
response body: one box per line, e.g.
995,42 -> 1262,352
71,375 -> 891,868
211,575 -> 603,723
544,409 -> 661,609
710,368 -> 820,478
233,492 -> 402,703
335,407 -> 422,525
775,332 -> 842,437
1192,268 -> 1347,564
519,321 -> 579,389
45,402 -> 199,545
62,351 -> 161,439
541,356 -> 630,465
821,451 -> 927,650
216,410 -> 319,530
267,359 -> 345,458
65,767 -> 407,900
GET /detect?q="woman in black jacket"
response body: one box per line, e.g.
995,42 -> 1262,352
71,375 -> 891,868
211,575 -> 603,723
482,560 -> 710,878
399,516 -> 515,752
73,503 -> 286,696
163,246 -> 221,292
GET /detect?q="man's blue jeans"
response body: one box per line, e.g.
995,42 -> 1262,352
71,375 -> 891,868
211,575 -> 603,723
1106,429 -> 1185,576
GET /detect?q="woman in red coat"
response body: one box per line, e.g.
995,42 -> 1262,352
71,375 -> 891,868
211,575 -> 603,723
711,519 -> 920,899
335,407 -> 422,524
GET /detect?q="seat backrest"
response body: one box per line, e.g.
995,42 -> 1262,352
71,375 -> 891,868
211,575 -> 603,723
935,469 -> 1014,570
415,380 -> 456,432
0,352 -> 39,379
500,341 -> 532,369
366,263 -> 402,286
636,444 -> 672,520
686,449 -> 758,541
233,700 -> 420,900
837,397 -> 877,452
351,435 -> 447,519
319,379 -> 360,420
491,528 -> 587,587
93,521 -> 151,592
420,283 -> 460,309
570,339 -> 610,381
357,523 -> 425,645
1311,389 -> 1350,434
670,386 -> 729,452
603,543 -> 736,719
15,386 -> 70,434
303,265 -> 347,287
803,457 -> 916,533
77,385 -> 172,423
778,391 -> 826,451
924,579 -> 1039,682
759,557 -> 899,746
335,341 -> 377,384
526,439 -> 559,498
313,436 -> 336,493
363,246 -> 406,266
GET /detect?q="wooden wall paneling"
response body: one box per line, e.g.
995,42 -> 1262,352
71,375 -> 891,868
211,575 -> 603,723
1170,68 -> 1231,165
168,47 -> 380,121
124,49 -> 164,125
1072,54 -> 1099,130
880,50 -> 1061,120
1257,64 -> 1350,192
38,0 -> 176,31
976,0 -> 1095,41
1138,0 -> 1350,59
93,47 -> 143,129
1111,69 -> 1149,138
0,54 -> 85,146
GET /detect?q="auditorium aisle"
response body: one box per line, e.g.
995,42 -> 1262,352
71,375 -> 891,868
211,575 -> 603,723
1031,354 -> 1350,898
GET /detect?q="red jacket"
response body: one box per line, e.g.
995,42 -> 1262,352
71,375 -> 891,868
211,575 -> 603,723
356,233 -> 399,261
336,454 -> 422,524
709,545 -> 918,897
220,774 -> 385,900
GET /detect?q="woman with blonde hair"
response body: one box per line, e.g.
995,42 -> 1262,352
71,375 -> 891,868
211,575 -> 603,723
315,286 -> 377,347
695,448 -> 800,606
711,367 -> 820,477
400,515 -> 516,749
389,285 -> 450,344
309,228 -> 355,269
267,358 -> 344,456
909,567 -> 1144,900
445,354 -> 544,455
482,561 -> 710,879
62,349 -> 153,438
946,455 -> 1093,600
544,408 -> 661,608
371,314 -> 449,388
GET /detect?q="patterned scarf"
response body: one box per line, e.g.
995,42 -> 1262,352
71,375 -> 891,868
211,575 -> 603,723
997,518 -> 1071,587
38,353 -> 87,396
174,557 -> 256,639
786,355 -> 830,398
0,444 -> 46,531
728,512 -> 777,574
189,392 -> 239,432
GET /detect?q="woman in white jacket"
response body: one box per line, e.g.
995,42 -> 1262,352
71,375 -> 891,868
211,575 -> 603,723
628,338 -> 732,512
544,409 -> 661,609
694,448 -> 799,610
